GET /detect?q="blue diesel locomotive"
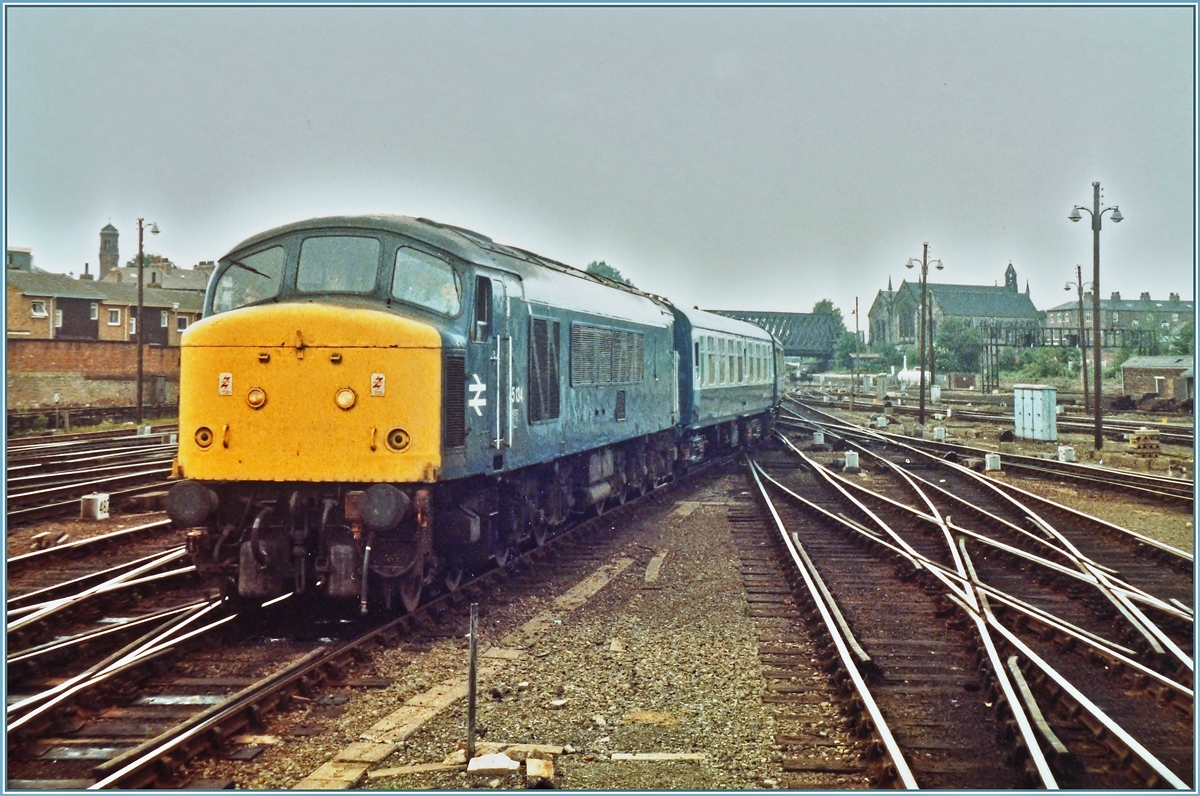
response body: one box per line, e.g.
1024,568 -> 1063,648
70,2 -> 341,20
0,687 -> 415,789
168,216 -> 782,612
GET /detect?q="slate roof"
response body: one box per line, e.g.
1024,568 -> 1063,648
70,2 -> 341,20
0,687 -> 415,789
91,282 -> 206,312
1044,295 -> 1194,314
922,283 -> 1042,319
6,270 -> 107,300
6,270 -> 204,312
103,265 -> 210,292
707,310 -> 841,358
1120,355 -> 1194,371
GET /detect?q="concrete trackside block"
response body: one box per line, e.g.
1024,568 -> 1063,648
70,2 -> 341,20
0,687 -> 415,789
526,757 -> 555,783
985,453 -> 1002,472
367,763 -> 465,780
334,741 -> 395,763
292,761 -> 370,789
81,493 -> 110,520
467,752 -> 520,776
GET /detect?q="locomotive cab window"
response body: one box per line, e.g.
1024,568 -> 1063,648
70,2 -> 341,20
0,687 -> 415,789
212,246 -> 286,314
472,276 -> 493,340
297,236 -> 380,294
392,246 -> 461,316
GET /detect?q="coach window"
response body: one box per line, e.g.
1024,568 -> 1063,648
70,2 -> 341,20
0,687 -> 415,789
213,246 -> 286,314
392,246 -> 460,316
472,276 -> 493,340
298,237 -> 379,294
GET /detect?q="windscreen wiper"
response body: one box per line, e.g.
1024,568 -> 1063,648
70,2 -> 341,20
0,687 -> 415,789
227,257 -> 271,279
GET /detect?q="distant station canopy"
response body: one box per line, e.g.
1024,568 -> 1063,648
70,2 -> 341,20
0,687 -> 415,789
706,311 -> 841,360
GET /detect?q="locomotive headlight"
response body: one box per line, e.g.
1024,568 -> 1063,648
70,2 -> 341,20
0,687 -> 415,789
194,427 -> 214,448
246,387 -> 267,409
335,387 -> 357,410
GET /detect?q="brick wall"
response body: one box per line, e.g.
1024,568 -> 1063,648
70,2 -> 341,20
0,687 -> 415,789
5,339 -> 179,410
1122,366 -> 1189,397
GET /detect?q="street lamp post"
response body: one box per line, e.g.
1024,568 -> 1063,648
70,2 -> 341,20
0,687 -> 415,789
1064,265 -> 1093,413
850,296 -> 858,411
906,243 -> 943,425
1069,182 -> 1122,450
136,218 -> 160,426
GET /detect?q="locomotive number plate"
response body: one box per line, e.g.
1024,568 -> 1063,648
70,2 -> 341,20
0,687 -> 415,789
219,373 -> 233,396
371,373 -> 385,397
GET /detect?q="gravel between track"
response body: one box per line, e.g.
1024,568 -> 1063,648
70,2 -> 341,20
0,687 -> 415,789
178,469 -> 842,789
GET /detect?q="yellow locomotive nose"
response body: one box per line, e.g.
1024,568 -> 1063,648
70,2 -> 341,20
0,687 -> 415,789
178,303 -> 443,483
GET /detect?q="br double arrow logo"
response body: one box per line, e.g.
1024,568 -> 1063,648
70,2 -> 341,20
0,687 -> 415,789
468,374 -> 488,416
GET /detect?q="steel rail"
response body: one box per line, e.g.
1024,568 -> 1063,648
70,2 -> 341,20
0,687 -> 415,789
7,547 -> 189,632
8,601 -> 209,666
811,422 -> 1188,665
751,457 -> 1059,787
777,429 -> 1192,657
759,447 -> 1190,785
7,465 -> 174,504
6,480 -> 175,525
784,396 -> 1193,493
8,519 -> 174,571
745,457 -> 918,788
757,458 -> 1192,706
959,545 -> 1190,789
7,423 -> 178,449
9,545 -> 187,610
784,404 -> 1192,564
8,602 -> 232,732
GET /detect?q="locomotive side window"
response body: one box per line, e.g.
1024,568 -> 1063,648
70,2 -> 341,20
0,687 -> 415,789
212,246 -> 286,314
391,246 -> 461,316
297,236 -> 379,294
472,276 -> 493,340
528,318 -> 561,422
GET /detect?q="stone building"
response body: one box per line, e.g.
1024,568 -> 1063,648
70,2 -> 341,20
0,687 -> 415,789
867,263 -> 1042,348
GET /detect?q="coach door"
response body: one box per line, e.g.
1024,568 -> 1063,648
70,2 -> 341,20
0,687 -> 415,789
469,271 -> 517,465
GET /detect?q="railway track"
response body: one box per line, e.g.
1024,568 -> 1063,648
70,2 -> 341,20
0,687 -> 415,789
739,429 -> 1192,789
783,400 -> 1194,508
5,458 -> 725,789
796,389 -> 1194,447
6,429 -> 179,525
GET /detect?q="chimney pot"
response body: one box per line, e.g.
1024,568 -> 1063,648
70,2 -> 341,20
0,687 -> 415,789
1110,292 -> 1121,300
1140,292 -> 1151,301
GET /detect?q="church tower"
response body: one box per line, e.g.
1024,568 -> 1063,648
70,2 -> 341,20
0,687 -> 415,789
99,224 -> 120,278
1004,261 -> 1018,293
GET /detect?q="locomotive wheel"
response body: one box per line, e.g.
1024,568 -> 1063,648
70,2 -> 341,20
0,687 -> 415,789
615,485 -> 628,506
444,567 -> 464,593
594,498 -> 606,517
494,545 -> 510,568
399,576 -> 423,614
532,522 -> 548,548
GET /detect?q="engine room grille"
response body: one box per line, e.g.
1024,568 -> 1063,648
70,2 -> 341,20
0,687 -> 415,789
443,352 -> 467,448
570,324 -> 644,386
528,318 -> 561,422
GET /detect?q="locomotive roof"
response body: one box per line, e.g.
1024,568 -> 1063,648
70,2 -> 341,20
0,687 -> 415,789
223,215 -> 673,328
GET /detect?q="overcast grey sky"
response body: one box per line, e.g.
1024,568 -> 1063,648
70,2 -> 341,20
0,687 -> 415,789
5,5 -> 1195,322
